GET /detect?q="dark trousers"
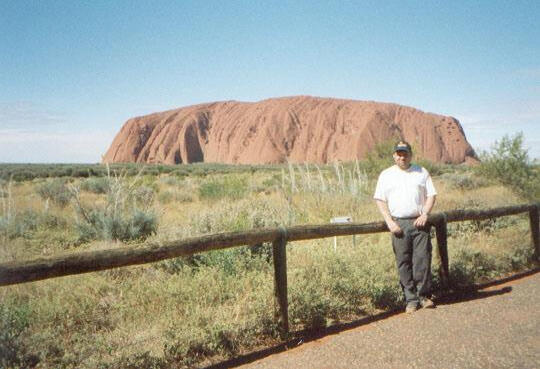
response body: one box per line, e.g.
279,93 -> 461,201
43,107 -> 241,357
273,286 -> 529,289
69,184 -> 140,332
391,218 -> 432,304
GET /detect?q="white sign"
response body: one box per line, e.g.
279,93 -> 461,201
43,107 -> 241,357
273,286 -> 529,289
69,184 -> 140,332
330,216 -> 352,224
330,216 -> 353,251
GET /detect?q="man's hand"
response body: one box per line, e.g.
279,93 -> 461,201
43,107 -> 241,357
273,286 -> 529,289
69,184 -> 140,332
387,220 -> 403,235
375,199 -> 403,235
414,213 -> 428,228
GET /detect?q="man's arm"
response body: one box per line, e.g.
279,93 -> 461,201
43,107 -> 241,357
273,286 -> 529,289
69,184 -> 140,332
413,195 -> 436,227
375,199 -> 402,235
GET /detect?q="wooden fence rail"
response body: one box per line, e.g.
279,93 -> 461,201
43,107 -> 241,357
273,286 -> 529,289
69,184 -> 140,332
1,203 -> 539,337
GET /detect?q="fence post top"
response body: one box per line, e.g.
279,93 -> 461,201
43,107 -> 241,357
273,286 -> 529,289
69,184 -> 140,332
278,225 -> 288,241
440,212 -> 448,223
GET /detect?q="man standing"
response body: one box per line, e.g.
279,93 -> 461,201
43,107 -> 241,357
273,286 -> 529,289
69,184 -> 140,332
374,141 -> 437,313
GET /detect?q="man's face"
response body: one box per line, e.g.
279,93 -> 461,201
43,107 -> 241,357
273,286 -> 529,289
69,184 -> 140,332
393,150 -> 412,169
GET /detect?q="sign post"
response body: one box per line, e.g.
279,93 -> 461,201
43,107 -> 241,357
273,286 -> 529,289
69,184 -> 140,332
330,216 -> 353,251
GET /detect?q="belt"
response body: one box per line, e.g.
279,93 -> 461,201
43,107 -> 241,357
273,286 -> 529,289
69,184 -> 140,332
392,215 -> 419,220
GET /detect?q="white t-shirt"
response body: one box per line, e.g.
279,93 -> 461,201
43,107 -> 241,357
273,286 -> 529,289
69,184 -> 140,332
373,164 -> 437,218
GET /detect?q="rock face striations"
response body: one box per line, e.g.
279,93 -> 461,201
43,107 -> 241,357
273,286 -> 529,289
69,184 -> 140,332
103,96 -> 477,165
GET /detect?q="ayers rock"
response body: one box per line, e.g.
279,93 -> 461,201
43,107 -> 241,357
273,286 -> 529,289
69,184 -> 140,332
103,96 -> 477,165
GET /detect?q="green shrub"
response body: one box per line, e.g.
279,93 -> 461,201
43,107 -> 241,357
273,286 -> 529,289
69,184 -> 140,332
133,185 -> 155,205
262,175 -> 280,188
182,248 -> 246,276
448,216 -> 518,239
13,209 -> 41,239
159,176 -> 181,186
191,198 -> 285,235
1,207 -> 63,240
80,177 -> 111,194
11,170 -> 35,182
198,176 -> 248,200
362,139 -> 396,177
157,189 -> 193,204
450,248 -> 499,285
0,299 -> 38,368
37,179 -> 72,208
414,158 -> 445,177
361,139 -> 447,179
157,190 -> 173,204
509,245 -> 534,270
104,351 -> 167,369
289,277 -> 335,330
73,173 -> 158,243
76,208 -> 157,243
440,172 -> 490,190
476,132 -> 540,200
364,281 -> 402,309
176,192 -> 194,203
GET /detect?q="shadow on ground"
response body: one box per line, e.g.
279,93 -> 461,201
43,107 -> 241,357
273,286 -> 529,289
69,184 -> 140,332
203,267 -> 539,369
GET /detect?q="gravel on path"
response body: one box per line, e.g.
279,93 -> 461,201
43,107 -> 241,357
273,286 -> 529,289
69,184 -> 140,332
242,272 -> 540,369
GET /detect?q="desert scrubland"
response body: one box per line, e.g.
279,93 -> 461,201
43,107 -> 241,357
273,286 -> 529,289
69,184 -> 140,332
1,136 -> 538,369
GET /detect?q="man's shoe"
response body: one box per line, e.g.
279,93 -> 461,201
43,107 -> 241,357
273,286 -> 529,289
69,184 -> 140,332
405,302 -> 418,314
419,297 -> 435,309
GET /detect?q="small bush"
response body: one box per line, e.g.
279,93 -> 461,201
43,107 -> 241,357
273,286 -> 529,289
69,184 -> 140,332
191,198 -> 285,235
176,192 -> 194,203
476,132 -> 540,200
440,172 -> 490,190
198,176 -> 248,200
37,179 -> 72,208
80,177 -> 111,194
11,170 -> 35,182
158,188 -> 194,204
76,207 -> 157,243
105,351 -> 167,369
448,216 -> 518,239
159,176 -> 181,186
72,170 -> 158,243
450,248 -> 499,285
133,185 -> 155,205
0,299 -> 38,369
290,278 -> 334,330
362,139 -> 396,177
158,190 -> 173,204
1,208 -> 69,241
13,209 -> 41,239
262,175 -> 280,188
0,207 -> 65,240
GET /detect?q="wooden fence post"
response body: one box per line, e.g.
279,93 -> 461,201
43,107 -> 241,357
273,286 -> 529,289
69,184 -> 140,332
434,215 -> 450,289
272,227 -> 289,339
529,205 -> 539,261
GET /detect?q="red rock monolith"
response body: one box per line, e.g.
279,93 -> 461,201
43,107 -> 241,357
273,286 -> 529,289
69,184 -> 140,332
103,96 -> 476,164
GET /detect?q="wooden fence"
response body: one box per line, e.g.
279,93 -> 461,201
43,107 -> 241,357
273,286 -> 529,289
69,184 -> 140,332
1,203 -> 538,337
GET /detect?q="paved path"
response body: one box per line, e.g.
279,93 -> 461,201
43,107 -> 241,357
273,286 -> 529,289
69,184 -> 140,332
241,272 -> 540,369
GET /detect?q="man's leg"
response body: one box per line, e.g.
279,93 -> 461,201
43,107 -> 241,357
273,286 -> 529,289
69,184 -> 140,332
392,220 -> 418,304
412,225 -> 433,298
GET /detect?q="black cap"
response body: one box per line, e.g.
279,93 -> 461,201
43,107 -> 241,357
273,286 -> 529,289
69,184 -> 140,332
394,141 -> 412,153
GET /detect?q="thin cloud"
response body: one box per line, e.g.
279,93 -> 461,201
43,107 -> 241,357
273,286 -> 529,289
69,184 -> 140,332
0,101 -> 67,128
0,128 -> 115,163
457,99 -> 540,128
454,100 -> 540,159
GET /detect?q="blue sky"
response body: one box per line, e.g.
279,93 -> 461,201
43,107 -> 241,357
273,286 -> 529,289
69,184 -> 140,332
1,0 -> 539,162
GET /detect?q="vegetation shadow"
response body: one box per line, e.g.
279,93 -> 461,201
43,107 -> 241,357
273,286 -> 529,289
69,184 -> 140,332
436,266 -> 540,306
201,308 -> 400,369
203,267 -> 540,369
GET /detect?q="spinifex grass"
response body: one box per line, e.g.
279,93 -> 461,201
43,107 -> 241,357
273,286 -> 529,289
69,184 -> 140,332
0,162 -> 537,369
